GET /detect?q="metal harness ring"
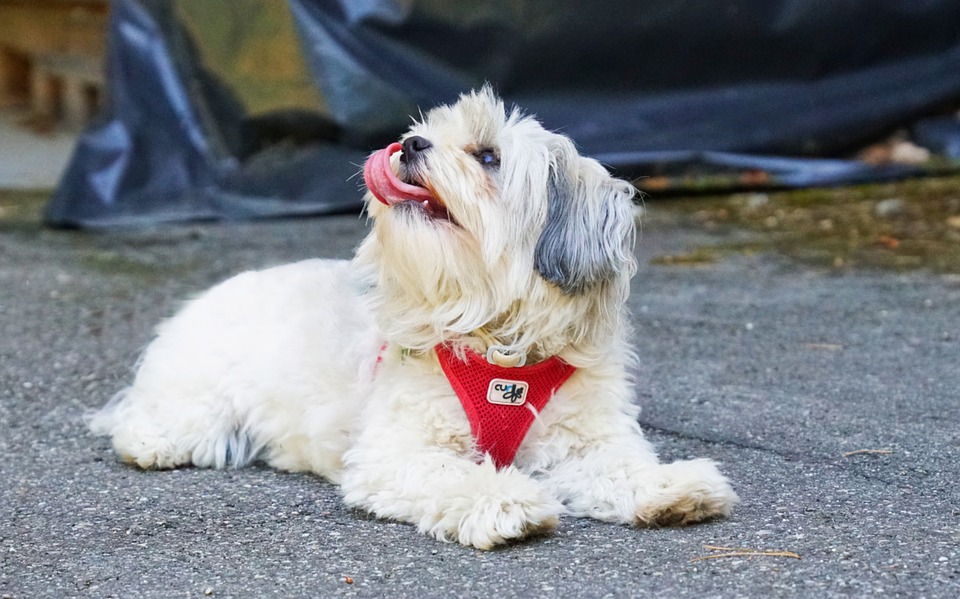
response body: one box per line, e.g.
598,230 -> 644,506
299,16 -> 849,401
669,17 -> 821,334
485,345 -> 527,368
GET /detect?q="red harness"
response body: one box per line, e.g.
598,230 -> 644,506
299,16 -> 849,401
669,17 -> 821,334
435,344 -> 576,469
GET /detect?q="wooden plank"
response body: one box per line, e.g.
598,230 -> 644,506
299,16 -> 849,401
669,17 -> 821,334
0,46 -> 30,105
0,0 -> 108,123
0,1 -> 109,60
30,66 -> 60,119
34,53 -> 105,85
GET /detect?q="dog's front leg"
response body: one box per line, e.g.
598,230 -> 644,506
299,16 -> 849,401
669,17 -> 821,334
341,442 -> 563,549
339,388 -> 564,551
540,402 -> 738,527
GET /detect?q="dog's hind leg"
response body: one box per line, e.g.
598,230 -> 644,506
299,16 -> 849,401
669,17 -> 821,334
87,385 -> 255,470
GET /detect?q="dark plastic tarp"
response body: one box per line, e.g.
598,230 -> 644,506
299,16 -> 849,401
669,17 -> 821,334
45,0 -> 960,227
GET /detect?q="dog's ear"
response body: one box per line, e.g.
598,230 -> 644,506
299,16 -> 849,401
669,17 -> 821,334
534,144 -> 637,294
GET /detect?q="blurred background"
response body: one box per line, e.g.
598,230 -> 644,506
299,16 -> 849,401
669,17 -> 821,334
2,0 -> 960,228
0,0 -> 105,189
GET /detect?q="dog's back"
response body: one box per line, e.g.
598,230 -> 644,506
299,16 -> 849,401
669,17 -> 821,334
87,258 -> 381,478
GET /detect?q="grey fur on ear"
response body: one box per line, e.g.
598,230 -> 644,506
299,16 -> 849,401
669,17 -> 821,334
534,146 -> 637,294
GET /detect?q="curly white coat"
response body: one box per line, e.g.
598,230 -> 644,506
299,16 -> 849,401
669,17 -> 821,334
88,88 -> 737,549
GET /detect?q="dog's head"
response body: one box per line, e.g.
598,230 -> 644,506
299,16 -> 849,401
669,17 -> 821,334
359,86 -> 637,359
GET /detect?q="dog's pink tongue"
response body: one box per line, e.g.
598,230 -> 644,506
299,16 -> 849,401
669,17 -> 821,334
364,142 -> 436,206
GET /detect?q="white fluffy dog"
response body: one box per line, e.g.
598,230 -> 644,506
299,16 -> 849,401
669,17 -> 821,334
89,87 -> 737,549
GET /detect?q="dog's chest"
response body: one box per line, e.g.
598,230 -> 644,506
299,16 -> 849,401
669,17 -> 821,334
372,347 -> 574,469
435,346 -> 575,469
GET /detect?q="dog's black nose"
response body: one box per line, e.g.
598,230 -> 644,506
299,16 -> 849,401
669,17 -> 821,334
400,136 -> 432,163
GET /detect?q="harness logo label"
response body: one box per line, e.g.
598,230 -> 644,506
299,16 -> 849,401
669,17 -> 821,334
487,379 -> 529,405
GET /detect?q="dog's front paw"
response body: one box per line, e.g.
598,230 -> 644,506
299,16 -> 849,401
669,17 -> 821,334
421,466 -> 563,550
634,458 -> 739,527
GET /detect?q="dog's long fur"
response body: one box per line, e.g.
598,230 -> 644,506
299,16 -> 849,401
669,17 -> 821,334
88,88 -> 737,549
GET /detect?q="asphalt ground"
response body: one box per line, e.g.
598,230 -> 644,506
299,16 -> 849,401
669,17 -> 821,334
1,187 -> 959,598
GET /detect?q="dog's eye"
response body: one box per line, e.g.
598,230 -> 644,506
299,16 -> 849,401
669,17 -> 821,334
473,148 -> 500,168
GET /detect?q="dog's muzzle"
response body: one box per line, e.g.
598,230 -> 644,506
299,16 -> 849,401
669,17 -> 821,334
364,141 -> 453,222
364,142 -> 436,206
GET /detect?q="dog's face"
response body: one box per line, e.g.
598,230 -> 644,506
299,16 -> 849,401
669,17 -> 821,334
359,87 -> 637,355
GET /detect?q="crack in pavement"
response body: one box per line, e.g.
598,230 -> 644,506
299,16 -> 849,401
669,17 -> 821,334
638,419 -> 904,487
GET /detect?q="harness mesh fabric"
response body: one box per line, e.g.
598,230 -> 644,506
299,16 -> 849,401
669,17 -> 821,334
435,344 -> 576,469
